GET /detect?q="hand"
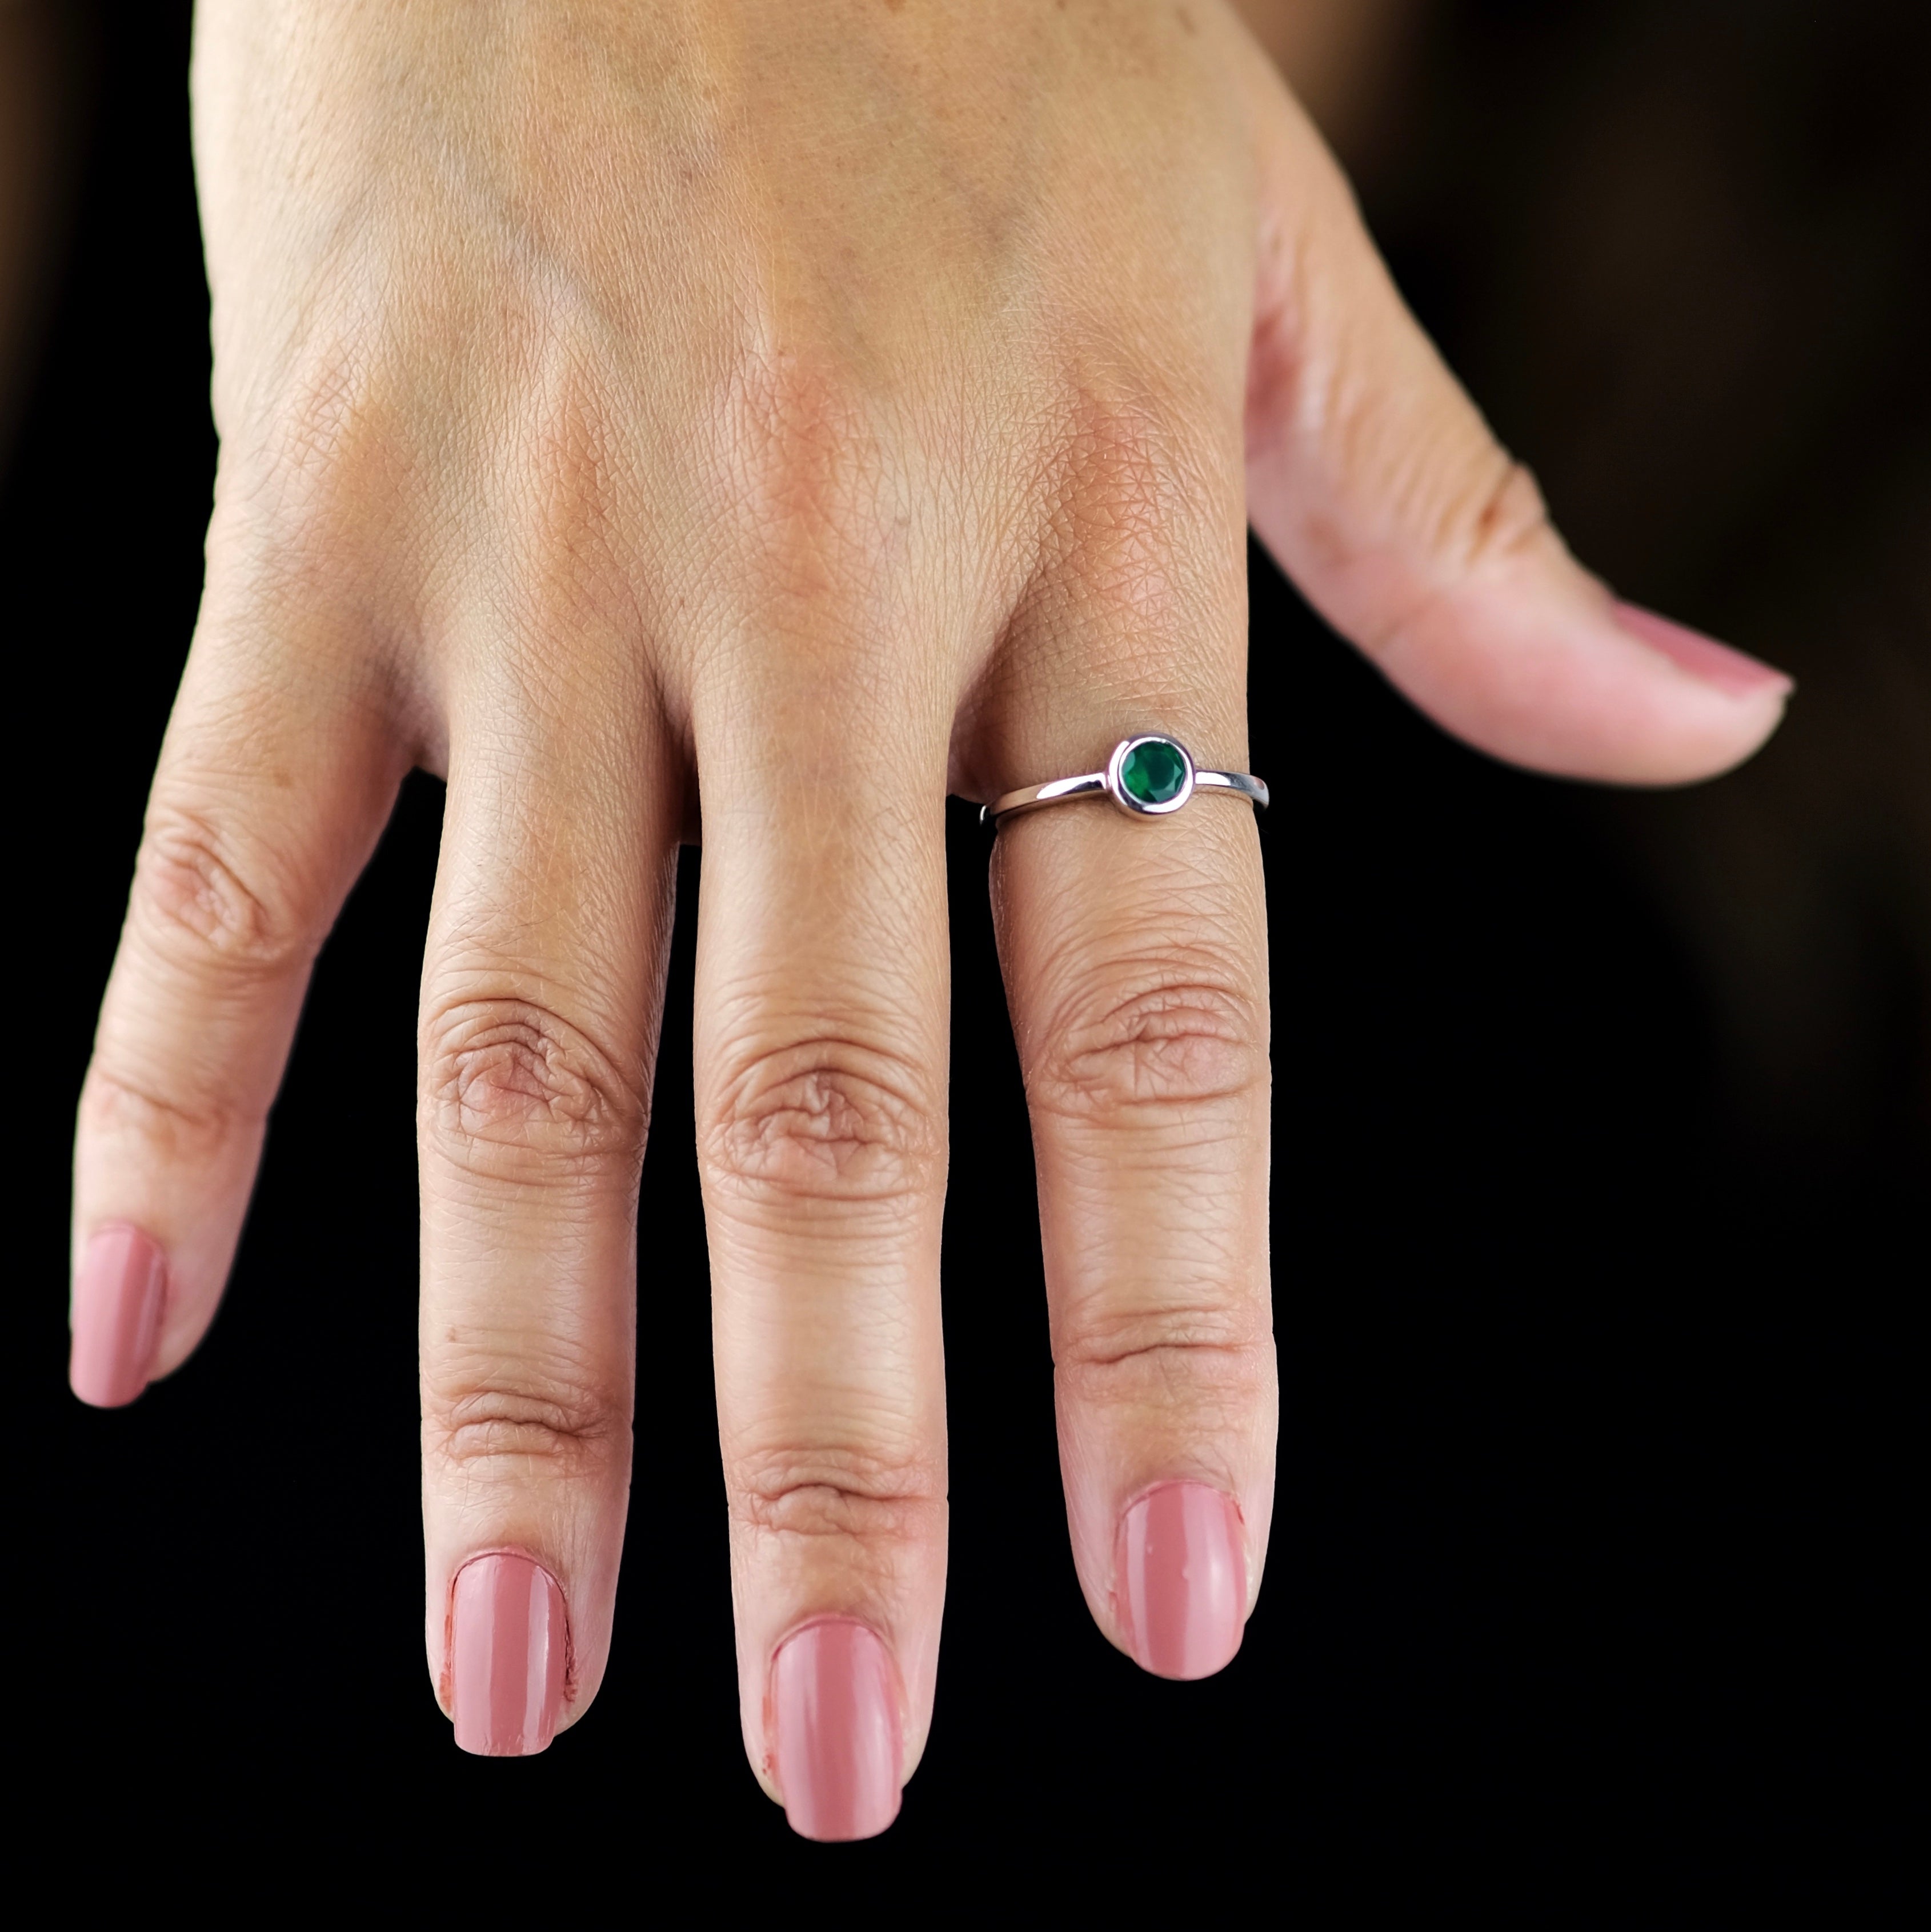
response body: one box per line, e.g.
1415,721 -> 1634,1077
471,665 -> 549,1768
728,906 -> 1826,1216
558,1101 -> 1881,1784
68,0 -> 1788,1838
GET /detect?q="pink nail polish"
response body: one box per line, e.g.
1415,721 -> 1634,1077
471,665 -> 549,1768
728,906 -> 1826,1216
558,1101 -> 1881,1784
770,1619 -> 903,1841
449,1553 -> 568,1757
69,1225 -> 167,1409
1116,1481 -> 1248,1681
1613,601 -> 1793,699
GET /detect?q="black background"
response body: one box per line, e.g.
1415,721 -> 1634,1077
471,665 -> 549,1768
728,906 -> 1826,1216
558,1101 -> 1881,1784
15,0 -> 1922,1903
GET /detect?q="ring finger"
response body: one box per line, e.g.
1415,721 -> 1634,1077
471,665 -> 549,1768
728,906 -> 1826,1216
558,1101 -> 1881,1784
984,449 -> 1273,1680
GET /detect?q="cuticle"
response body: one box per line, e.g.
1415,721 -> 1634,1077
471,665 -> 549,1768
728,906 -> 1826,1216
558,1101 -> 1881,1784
1119,1476 -> 1245,1522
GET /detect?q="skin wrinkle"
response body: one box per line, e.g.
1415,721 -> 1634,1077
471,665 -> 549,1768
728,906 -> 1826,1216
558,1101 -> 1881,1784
1020,907 -> 1261,1004
422,938 -> 650,1045
428,1360 -> 627,1442
1061,1293 -> 1264,1362
418,982 -> 651,1195
1032,1021 -> 1265,1118
1058,1357 -> 1272,1435
77,1064 -> 259,1165
432,1410 -> 624,1477
1366,465 -> 1569,668
131,812 -> 312,975
724,1407 -> 942,1483
723,1412 -> 939,1478
1015,922 -> 1265,1068
728,1487 -> 948,1565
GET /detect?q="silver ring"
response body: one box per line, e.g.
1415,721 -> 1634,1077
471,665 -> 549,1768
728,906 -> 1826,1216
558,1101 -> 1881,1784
980,734 -> 1269,827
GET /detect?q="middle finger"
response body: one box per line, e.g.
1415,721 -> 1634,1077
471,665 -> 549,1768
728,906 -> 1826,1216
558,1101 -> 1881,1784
691,609 -> 955,1843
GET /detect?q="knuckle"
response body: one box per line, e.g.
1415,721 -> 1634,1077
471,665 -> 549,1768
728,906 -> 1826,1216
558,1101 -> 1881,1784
266,347 -> 374,501
216,341 -> 396,579
424,1365 -> 627,1485
700,1035 -> 942,1206
129,802 -> 312,977
720,351 -> 890,602
1027,964 -> 1268,1121
508,363 -> 639,619
1454,454 -> 1553,576
1056,1310 -> 1275,1420
77,1060 -> 250,1163
421,997 -> 644,1184
1035,383 -> 1223,626
731,351 -> 874,515
1364,453 -> 1557,661
728,1441 -> 946,1553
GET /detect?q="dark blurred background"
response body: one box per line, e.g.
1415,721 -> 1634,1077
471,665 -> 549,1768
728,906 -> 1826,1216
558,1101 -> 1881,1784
12,0 -> 1922,1902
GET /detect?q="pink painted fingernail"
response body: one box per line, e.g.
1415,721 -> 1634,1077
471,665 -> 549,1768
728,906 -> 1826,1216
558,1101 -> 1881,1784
70,1225 -> 167,1409
1614,601 -> 1793,699
1116,1481 -> 1248,1680
770,1619 -> 903,1841
450,1553 -> 568,1757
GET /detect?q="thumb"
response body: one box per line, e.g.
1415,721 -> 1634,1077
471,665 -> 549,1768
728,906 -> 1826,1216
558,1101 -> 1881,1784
1236,48 -> 1789,784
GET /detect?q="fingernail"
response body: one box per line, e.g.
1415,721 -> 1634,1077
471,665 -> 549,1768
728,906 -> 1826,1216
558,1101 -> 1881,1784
70,1225 -> 167,1408
450,1553 -> 568,1757
1614,601 -> 1793,699
770,1618 -> 903,1841
1115,1481 -> 1248,1680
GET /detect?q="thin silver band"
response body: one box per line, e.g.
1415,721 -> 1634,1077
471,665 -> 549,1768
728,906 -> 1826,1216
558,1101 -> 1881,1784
980,736 -> 1269,827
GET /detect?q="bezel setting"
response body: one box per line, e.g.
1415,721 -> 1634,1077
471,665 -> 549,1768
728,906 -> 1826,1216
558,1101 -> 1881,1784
1105,734 -> 1196,818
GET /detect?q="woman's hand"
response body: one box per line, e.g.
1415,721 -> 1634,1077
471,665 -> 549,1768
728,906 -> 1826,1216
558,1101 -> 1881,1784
67,0 -> 1788,1838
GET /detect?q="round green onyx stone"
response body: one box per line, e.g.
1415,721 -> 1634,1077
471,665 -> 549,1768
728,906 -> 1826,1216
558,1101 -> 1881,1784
1120,738 -> 1188,806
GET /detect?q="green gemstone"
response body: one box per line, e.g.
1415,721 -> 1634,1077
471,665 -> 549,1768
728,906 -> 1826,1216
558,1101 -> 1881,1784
1120,738 -> 1188,806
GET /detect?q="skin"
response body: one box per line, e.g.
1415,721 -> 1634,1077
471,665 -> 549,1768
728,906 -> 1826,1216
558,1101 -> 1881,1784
70,0 -> 1789,1816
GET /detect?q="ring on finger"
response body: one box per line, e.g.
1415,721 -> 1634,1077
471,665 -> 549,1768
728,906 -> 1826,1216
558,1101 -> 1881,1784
981,734 -> 1269,827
